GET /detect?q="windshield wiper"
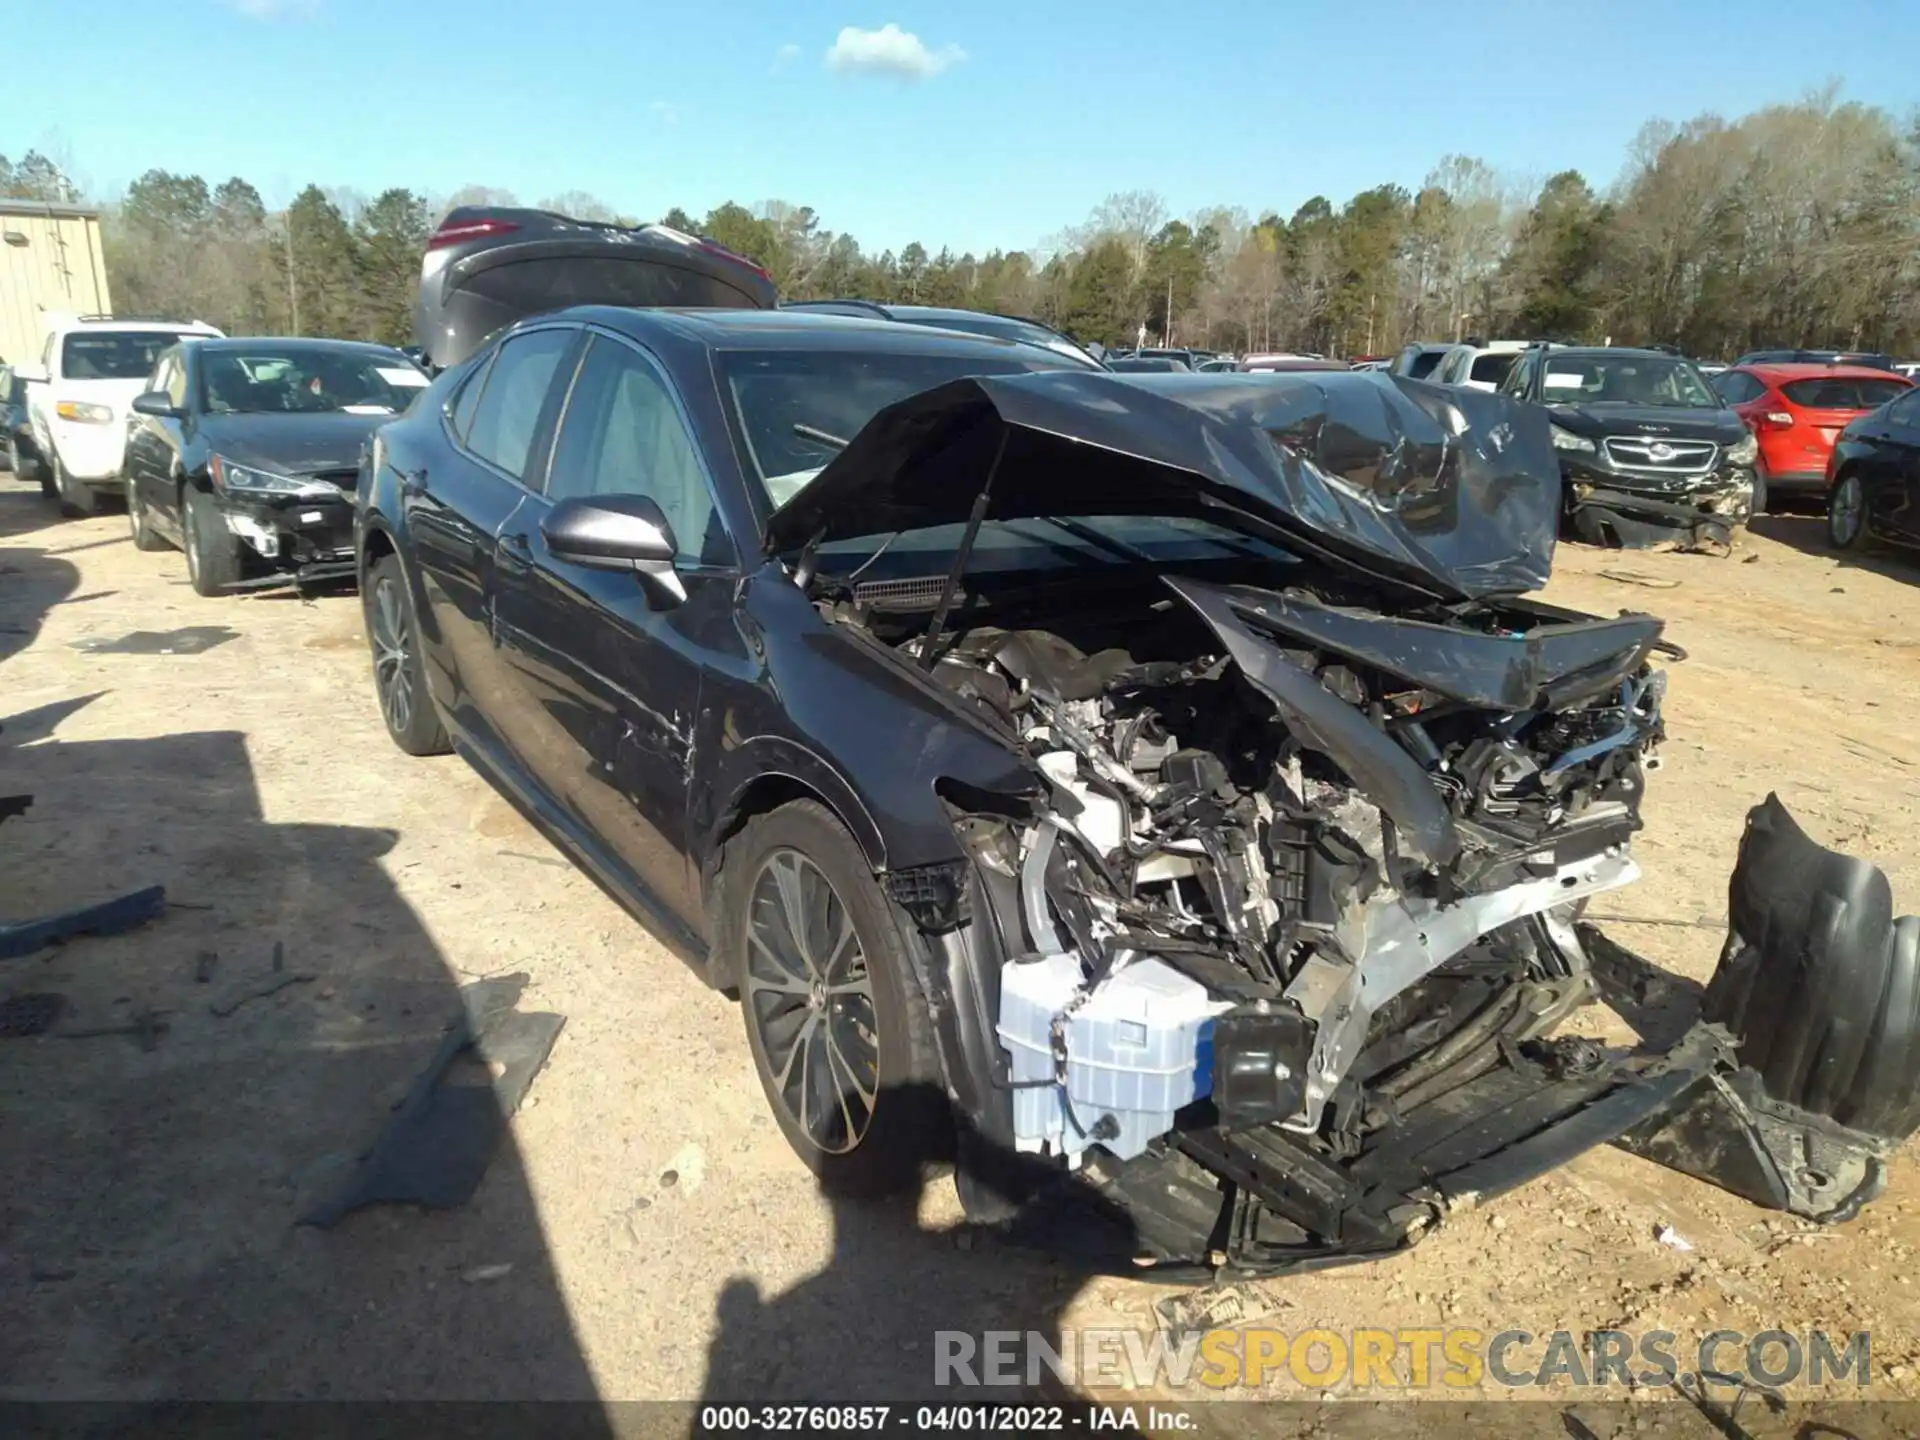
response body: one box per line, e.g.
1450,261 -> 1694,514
793,423 -> 849,450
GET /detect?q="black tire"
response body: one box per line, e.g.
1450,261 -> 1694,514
364,550 -> 450,756
127,482 -> 168,552
722,799 -> 947,1197
37,463 -> 55,498
183,485 -> 242,595
51,449 -> 98,517
1749,464 -> 1769,518
1827,472 -> 1868,551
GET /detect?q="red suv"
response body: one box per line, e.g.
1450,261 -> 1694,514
1712,362 -> 1912,510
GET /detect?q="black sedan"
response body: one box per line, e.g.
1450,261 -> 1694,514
122,339 -> 429,595
1826,384 -> 1920,553
354,306 -> 1914,1275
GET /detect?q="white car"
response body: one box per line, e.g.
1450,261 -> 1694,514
1430,339 -> 1547,393
22,315 -> 224,514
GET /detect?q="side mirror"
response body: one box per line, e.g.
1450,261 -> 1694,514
15,363 -> 47,384
131,391 -> 179,418
541,493 -> 685,606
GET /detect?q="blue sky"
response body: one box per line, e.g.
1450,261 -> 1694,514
3,0 -> 1911,256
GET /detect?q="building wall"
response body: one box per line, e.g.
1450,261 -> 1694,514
0,206 -> 113,368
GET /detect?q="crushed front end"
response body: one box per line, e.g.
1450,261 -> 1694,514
924,575 -> 1717,1276
1559,443 -> 1756,555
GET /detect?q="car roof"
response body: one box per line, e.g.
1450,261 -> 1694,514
186,336 -> 409,357
1738,361 -> 1910,383
561,304 -> 1085,362
1542,347 -> 1688,362
60,318 -> 219,334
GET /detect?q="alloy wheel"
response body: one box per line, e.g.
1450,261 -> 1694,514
1830,476 -> 1864,547
742,848 -> 879,1154
370,576 -> 415,736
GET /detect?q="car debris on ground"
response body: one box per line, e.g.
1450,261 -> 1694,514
300,972 -> 564,1227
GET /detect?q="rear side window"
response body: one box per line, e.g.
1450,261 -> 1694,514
448,354 -> 493,441
1470,352 -> 1518,385
1711,371 -> 1764,405
1781,377 -> 1910,410
464,329 -> 574,480
1405,350 -> 1445,380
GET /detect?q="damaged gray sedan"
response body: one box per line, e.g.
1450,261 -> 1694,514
360,309 -> 1915,1281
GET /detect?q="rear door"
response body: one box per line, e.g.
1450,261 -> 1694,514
491,328 -> 743,934
406,324 -> 579,755
1877,389 -> 1920,541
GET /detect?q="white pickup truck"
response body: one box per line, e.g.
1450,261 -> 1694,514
21,314 -> 223,514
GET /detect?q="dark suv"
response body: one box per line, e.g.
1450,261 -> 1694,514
1499,344 -> 1757,551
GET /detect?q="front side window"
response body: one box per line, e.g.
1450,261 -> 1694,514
61,330 -> 190,381
464,328 -> 575,480
546,334 -> 728,565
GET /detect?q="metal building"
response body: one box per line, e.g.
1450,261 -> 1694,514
0,199 -> 113,366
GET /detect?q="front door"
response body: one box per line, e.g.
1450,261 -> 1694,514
407,324 -> 578,752
1867,390 -> 1920,542
492,329 -> 743,934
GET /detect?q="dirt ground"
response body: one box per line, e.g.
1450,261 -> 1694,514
2,473 -> 1917,1426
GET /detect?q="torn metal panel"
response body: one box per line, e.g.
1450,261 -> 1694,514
1568,480 -> 1751,555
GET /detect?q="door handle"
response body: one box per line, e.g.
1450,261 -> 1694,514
498,530 -> 533,573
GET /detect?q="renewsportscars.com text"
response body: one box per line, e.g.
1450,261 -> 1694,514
934,1327 -> 1873,1391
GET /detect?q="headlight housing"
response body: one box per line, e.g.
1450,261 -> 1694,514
1727,433 -> 1758,466
209,454 -> 338,500
55,400 -> 113,424
1549,423 -> 1596,453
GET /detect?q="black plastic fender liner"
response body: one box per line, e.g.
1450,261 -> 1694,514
1708,793 -> 1920,1140
1162,575 -> 1461,868
1614,795 -> 1919,1222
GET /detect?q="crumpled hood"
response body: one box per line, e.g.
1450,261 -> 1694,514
764,370 -> 1561,600
199,411 -> 394,475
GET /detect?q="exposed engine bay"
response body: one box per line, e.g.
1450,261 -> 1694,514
782,372 -> 1917,1278
894,573 -> 1670,1179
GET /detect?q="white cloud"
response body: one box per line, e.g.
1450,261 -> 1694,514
824,24 -> 965,81
650,100 -> 682,127
773,43 -> 803,72
225,0 -> 319,17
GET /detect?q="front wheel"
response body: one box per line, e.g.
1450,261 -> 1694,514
725,799 -> 947,1197
1827,473 -> 1868,550
183,486 -> 242,595
51,450 -> 97,516
127,482 -> 168,551
365,551 -> 450,755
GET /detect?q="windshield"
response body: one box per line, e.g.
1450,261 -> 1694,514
721,347 -> 1073,505
1781,376 -> 1910,410
61,331 -> 190,381
1542,354 -> 1720,408
198,345 -> 429,415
